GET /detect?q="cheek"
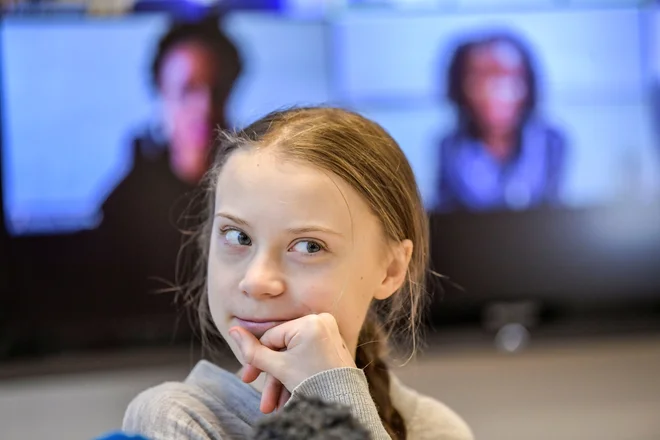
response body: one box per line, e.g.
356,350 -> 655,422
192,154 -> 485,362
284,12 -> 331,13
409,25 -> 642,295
297,273 -> 375,345
206,252 -> 238,331
205,248 -> 252,365
163,107 -> 192,138
163,99 -> 192,122
174,108 -> 195,130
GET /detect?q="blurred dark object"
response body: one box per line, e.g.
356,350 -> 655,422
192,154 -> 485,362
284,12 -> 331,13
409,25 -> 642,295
428,201 -> 660,331
253,395 -> 371,440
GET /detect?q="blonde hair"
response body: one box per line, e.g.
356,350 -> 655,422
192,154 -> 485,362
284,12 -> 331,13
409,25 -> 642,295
179,107 -> 430,439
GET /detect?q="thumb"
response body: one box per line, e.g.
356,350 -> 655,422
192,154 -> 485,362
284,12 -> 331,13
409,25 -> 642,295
229,327 -> 283,376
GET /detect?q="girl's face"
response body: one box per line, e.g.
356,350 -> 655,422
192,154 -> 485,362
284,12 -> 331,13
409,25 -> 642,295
207,149 -> 399,363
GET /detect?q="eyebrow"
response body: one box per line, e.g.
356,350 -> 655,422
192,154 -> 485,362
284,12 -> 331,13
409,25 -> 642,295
215,212 -> 344,237
215,212 -> 250,227
286,226 -> 344,237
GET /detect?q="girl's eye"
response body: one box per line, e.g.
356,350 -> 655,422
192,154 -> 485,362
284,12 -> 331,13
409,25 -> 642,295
290,240 -> 324,255
222,229 -> 252,246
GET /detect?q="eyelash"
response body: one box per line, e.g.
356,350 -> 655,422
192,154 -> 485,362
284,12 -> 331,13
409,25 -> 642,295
218,226 -> 250,245
218,226 -> 327,255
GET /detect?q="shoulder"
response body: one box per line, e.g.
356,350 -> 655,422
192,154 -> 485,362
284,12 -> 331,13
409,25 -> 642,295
409,393 -> 474,440
122,361 -> 262,440
122,381 -> 225,440
439,130 -> 466,153
545,126 -> 567,150
390,374 -> 474,440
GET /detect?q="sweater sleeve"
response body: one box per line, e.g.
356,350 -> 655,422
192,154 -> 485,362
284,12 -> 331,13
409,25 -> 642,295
288,367 -> 391,440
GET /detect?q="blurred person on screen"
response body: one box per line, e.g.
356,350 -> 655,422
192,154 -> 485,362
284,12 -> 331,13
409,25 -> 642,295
96,17 -> 242,309
435,32 -> 567,212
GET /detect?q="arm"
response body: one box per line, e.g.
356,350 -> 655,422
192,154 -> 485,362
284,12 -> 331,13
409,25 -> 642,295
289,367 -> 391,440
229,316 -> 392,440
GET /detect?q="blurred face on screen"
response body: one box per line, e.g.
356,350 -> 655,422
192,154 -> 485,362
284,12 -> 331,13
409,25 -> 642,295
463,41 -> 528,136
159,41 -> 224,162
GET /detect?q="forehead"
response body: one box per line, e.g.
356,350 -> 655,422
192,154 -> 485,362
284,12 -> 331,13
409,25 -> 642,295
214,149 -> 381,234
467,42 -> 525,73
160,42 -> 218,82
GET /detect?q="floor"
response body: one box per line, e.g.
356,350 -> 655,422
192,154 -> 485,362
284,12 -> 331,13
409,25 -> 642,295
1,334 -> 659,440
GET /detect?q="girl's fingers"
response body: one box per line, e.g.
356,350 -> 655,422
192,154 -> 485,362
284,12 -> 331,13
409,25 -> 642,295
229,327 -> 285,379
240,364 -> 262,384
276,387 -> 291,411
260,374 -> 283,414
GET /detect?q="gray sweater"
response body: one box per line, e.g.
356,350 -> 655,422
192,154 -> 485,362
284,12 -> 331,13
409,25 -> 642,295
123,360 -> 473,440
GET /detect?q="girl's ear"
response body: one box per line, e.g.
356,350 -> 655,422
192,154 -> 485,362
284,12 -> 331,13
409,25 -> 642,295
373,239 -> 413,301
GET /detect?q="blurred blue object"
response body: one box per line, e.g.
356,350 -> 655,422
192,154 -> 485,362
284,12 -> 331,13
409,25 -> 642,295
133,0 -> 220,20
133,0 -> 284,19
95,432 -> 150,440
223,0 -> 284,10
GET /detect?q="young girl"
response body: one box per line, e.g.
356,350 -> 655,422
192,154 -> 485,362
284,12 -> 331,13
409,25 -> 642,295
122,107 -> 473,440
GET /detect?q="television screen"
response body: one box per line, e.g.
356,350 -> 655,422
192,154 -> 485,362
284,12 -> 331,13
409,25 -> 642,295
1,4 -> 659,354
3,6 -> 660,238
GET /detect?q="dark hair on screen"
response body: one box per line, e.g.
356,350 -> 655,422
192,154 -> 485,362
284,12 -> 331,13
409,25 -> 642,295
446,32 -> 539,138
150,17 -> 242,93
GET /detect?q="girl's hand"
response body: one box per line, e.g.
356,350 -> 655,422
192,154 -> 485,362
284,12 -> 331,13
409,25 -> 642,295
229,313 -> 357,413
